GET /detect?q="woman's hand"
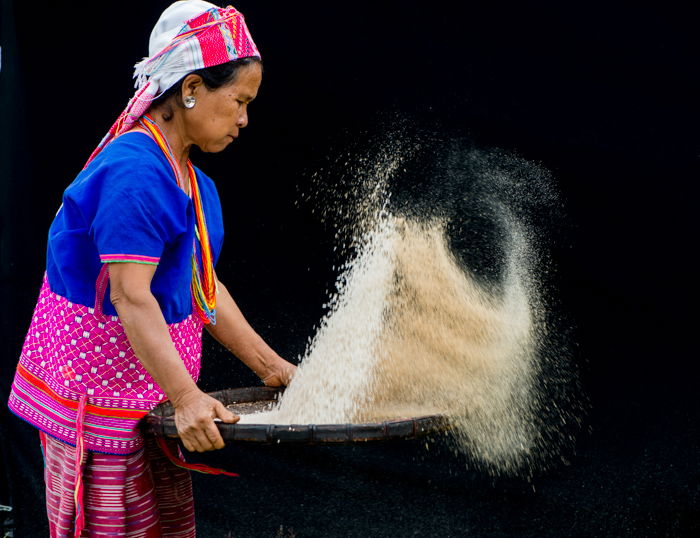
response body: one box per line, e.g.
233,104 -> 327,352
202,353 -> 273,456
172,388 -> 239,452
260,358 -> 297,387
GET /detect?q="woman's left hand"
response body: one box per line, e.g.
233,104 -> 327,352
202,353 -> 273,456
261,358 -> 297,387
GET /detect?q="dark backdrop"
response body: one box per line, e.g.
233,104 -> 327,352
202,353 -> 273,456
1,1 -> 697,536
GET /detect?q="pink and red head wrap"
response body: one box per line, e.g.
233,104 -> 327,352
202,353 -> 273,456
85,1 -> 260,167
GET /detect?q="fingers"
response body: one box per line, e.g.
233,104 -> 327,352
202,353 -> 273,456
276,359 -> 297,386
198,426 -> 221,451
260,358 -> 297,387
214,401 -> 240,424
203,420 -> 225,451
185,413 -> 230,452
182,424 -> 218,452
181,436 -> 196,453
283,364 -> 297,385
180,421 -> 210,452
181,431 -> 205,453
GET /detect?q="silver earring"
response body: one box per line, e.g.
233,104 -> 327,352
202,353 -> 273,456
184,96 -> 196,109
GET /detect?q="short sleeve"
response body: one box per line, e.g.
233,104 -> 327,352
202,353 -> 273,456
90,158 -> 188,265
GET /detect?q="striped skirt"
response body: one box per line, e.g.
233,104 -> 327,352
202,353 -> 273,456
41,432 -> 196,537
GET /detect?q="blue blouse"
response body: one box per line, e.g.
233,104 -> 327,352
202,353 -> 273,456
45,132 -> 224,324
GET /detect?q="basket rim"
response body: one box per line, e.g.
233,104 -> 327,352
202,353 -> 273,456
142,387 -> 449,444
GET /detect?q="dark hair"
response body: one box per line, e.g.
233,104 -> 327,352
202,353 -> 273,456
151,56 -> 262,121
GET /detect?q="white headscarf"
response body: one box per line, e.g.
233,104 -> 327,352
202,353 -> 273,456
136,0 -> 222,96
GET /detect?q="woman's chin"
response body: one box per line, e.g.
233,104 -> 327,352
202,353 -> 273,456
199,139 -> 232,153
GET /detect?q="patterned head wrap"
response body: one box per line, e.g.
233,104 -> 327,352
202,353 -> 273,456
85,1 -> 260,167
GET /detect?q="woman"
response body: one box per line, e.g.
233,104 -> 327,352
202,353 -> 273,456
7,1 -> 294,535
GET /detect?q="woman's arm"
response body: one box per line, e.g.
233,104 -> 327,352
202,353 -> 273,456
206,279 -> 296,386
108,262 -> 238,452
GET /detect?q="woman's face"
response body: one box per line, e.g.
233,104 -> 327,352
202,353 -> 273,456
183,62 -> 262,153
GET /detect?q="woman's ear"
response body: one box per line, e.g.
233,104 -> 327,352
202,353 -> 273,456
181,73 -> 205,100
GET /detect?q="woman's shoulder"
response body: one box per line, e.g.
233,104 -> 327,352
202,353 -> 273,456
70,133 -> 182,199
91,132 -> 170,177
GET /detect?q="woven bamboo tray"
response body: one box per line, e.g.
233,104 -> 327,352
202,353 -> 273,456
142,387 -> 448,444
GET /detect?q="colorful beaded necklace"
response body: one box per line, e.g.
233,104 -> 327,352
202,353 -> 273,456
139,114 -> 217,325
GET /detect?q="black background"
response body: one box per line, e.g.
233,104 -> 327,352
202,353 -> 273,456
1,1 -> 698,536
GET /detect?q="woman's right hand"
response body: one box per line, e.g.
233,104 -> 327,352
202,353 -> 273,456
172,388 -> 239,452
109,262 -> 239,452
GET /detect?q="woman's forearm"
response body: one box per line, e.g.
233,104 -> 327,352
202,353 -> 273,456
111,286 -> 199,405
108,262 -> 237,453
205,280 -> 281,378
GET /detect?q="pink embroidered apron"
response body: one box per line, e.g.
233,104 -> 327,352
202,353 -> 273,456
8,265 -> 203,455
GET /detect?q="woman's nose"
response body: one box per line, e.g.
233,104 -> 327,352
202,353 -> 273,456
237,108 -> 248,128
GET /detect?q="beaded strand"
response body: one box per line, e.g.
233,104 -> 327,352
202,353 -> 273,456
139,114 -> 217,324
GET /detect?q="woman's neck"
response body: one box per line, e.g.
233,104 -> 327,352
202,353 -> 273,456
137,111 -> 192,196
149,111 -> 192,173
